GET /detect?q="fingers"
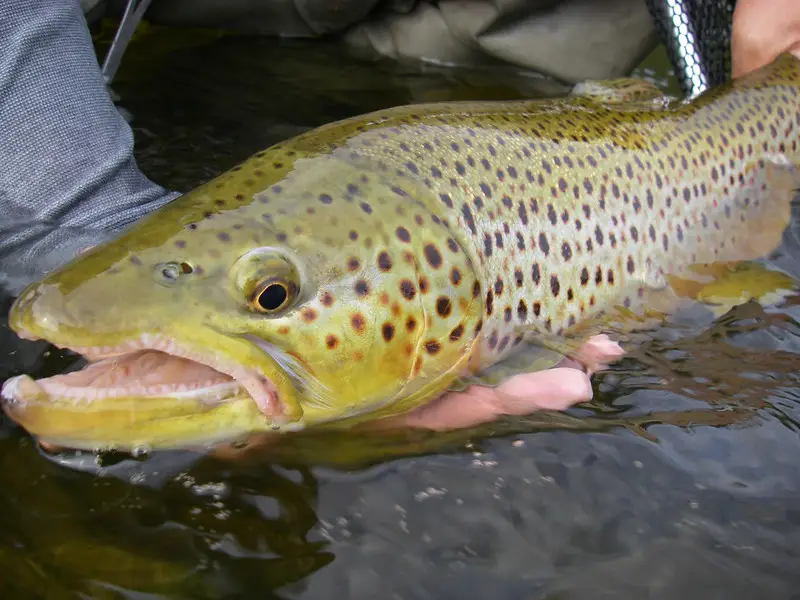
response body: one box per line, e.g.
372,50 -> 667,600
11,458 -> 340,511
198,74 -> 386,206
571,333 -> 625,375
731,0 -> 800,78
376,333 -> 625,432
385,367 -> 593,432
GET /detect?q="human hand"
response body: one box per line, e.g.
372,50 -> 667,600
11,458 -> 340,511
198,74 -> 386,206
731,0 -> 800,78
377,335 -> 625,432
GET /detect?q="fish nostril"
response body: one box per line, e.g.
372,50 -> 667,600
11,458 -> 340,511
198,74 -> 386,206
154,262 -> 194,285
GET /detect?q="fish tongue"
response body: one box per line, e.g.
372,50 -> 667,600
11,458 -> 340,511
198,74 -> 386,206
240,374 -> 284,422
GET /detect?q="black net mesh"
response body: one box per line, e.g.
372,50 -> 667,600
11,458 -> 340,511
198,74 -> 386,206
645,0 -> 737,97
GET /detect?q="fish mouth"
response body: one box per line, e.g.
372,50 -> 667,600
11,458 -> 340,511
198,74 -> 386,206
1,333 -> 293,430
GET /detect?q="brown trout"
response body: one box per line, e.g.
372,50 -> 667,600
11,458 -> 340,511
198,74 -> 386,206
3,54 -> 800,451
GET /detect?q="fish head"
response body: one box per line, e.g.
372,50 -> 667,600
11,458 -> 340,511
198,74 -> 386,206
2,156 -> 483,450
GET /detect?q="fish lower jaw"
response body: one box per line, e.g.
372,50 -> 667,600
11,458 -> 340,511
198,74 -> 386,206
1,333 -> 286,422
1,373 -> 241,405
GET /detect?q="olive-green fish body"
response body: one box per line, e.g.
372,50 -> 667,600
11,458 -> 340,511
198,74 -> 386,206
4,54 -> 800,450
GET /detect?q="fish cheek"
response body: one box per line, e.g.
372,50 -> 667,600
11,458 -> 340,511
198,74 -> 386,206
292,262 -> 425,411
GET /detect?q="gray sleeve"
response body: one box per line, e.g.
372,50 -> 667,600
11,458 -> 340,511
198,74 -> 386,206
0,0 -> 178,295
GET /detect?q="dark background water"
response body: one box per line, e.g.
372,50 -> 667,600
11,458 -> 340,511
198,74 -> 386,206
2,26 -> 800,600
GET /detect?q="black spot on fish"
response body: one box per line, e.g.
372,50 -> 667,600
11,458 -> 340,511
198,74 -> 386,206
400,280 -> 416,300
354,280 -> 370,297
550,275 -> 560,297
377,251 -> 392,271
514,269 -> 523,287
436,296 -> 452,317
538,233 -> 550,256
462,203 -> 477,235
424,244 -> 443,269
425,340 -> 442,355
494,277 -> 504,296
518,202 -> 528,225
594,225 -> 604,246
483,234 -> 493,257
547,204 -> 557,225
517,300 -> 528,321
488,330 -> 498,350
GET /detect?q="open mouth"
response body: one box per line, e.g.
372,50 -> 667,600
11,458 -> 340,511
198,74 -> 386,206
0,334 -> 283,418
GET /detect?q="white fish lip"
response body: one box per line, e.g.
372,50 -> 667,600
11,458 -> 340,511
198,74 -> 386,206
0,333 -> 284,420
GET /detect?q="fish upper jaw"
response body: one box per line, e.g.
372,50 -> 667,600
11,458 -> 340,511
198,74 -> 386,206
1,329 -> 305,430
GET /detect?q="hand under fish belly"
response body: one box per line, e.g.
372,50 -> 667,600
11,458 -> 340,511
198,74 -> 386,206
4,54 -> 800,453
380,334 -> 625,432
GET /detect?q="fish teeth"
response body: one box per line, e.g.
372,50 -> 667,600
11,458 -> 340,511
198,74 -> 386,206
42,333 -> 271,409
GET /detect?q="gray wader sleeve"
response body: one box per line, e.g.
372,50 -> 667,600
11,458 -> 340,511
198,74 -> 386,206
0,0 -> 178,295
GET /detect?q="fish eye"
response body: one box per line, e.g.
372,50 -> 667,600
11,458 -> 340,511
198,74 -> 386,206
251,279 -> 292,313
231,248 -> 301,313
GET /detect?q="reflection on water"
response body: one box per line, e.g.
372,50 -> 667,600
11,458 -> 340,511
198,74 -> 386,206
2,26 -> 800,599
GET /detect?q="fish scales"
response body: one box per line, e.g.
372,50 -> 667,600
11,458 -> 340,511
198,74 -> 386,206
293,56 -> 800,364
3,54 -> 800,449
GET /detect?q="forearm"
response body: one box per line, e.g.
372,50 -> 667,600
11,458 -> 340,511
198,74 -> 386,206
0,0 -> 177,294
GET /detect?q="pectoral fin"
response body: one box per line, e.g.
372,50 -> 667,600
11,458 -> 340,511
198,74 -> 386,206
693,262 -> 797,317
449,342 -> 566,391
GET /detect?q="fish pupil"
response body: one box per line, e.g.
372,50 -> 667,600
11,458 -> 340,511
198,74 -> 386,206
257,283 -> 288,311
